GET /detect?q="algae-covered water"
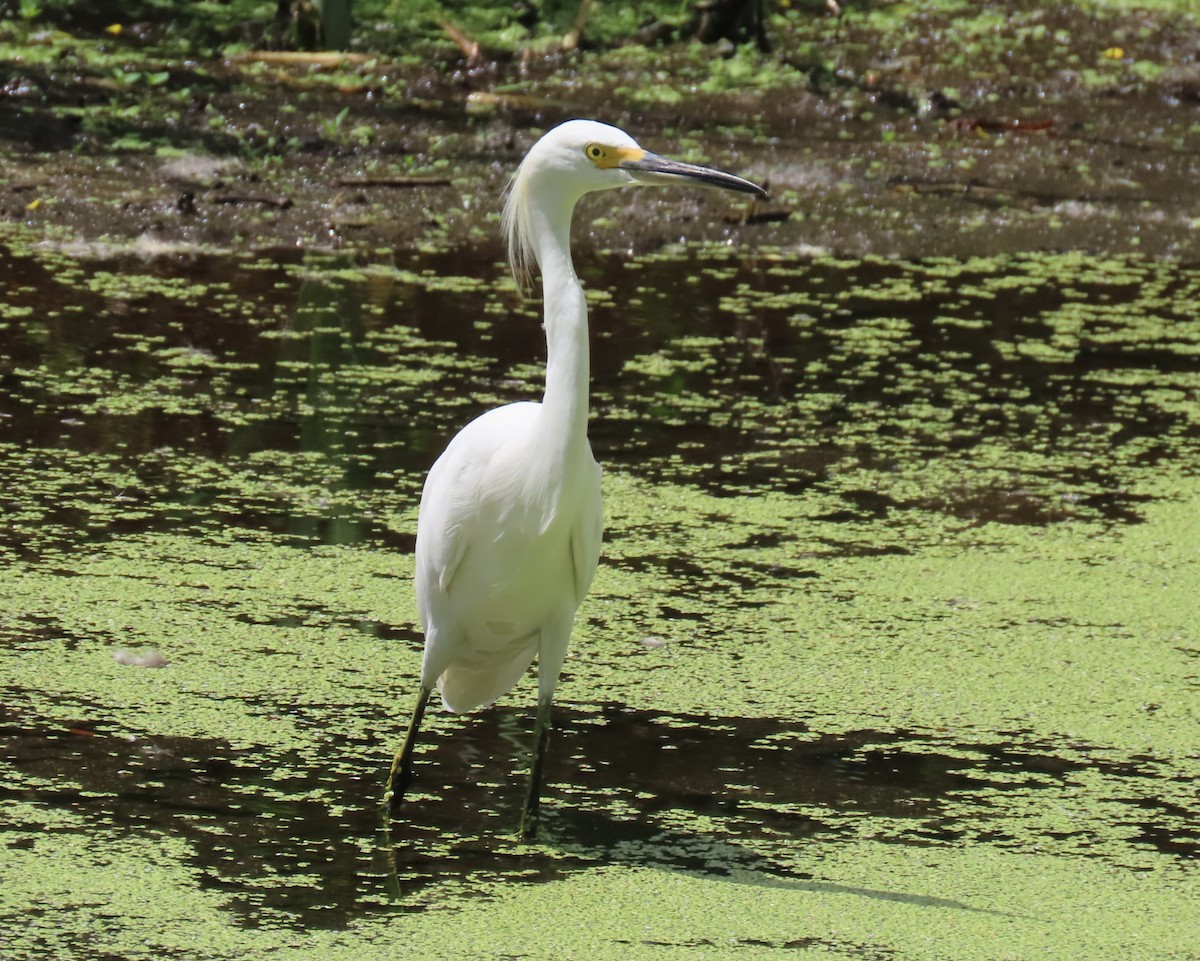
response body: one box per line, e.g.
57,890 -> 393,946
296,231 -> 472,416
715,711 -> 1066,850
2,228 -> 1198,959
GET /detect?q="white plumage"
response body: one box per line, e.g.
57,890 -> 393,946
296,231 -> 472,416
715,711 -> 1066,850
385,119 -> 765,838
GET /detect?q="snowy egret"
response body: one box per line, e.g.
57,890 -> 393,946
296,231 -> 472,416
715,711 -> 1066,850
385,119 -> 765,839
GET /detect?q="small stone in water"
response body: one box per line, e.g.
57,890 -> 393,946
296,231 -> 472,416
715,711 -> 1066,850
113,648 -> 170,669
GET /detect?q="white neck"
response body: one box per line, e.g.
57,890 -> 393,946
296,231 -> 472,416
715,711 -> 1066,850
530,197 -> 590,462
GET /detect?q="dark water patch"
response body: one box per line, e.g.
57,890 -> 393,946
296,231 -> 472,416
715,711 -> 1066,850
0,614 -> 93,649
233,605 -> 422,646
1125,796 -> 1200,861
0,704 -> 397,929
6,697 -> 1187,929
4,242 -> 1198,566
595,252 -> 1200,520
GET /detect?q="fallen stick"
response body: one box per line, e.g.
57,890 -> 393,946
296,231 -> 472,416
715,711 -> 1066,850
229,50 -> 374,67
562,0 -> 594,50
210,193 -> 294,209
336,175 -> 452,188
437,16 -> 481,63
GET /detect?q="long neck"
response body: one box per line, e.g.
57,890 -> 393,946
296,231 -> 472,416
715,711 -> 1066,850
533,202 -> 590,460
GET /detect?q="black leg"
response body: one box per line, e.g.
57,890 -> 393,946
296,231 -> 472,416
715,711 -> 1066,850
385,685 -> 432,818
519,696 -> 553,840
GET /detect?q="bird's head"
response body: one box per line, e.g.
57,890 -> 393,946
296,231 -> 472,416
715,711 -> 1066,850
503,119 -> 766,286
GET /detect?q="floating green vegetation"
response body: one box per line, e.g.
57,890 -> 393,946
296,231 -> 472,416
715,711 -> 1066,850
2,238 -> 1199,960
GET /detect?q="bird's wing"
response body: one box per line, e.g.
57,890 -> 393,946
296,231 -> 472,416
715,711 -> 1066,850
415,453 -> 471,610
415,403 -> 539,619
569,459 -> 603,604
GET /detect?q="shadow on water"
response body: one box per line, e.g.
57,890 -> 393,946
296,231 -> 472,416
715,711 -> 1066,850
3,702 -> 1192,929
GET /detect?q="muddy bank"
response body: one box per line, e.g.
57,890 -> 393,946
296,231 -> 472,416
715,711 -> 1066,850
2,1 -> 1199,258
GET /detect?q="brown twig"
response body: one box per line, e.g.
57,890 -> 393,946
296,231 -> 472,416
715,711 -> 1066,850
562,0 -> 594,51
229,50 -> 373,67
210,193 -> 294,209
724,207 -> 790,226
437,16 -> 482,64
947,116 -> 1055,135
335,176 -> 452,188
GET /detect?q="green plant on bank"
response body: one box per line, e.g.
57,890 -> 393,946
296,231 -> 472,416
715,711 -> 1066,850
319,106 -> 352,141
319,106 -> 375,147
229,126 -> 300,163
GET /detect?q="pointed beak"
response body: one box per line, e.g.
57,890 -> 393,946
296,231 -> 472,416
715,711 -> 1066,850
619,150 -> 767,199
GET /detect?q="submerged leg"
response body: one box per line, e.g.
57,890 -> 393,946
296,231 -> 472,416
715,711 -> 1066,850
519,696 -> 554,840
384,685 -> 432,818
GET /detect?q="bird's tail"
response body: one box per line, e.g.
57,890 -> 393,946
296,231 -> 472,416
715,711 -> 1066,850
437,642 -> 538,714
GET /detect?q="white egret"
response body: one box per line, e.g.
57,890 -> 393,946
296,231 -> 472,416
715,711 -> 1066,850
385,119 -> 766,839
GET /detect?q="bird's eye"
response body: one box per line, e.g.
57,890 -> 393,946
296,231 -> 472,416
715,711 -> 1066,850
585,144 -> 606,162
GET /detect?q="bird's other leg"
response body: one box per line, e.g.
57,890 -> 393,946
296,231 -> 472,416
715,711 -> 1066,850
519,695 -> 553,840
385,684 -> 432,818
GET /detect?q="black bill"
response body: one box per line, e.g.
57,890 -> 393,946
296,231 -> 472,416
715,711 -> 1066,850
621,152 -> 767,199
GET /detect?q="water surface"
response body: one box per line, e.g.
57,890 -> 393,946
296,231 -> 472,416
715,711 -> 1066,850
2,231 -> 1197,958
